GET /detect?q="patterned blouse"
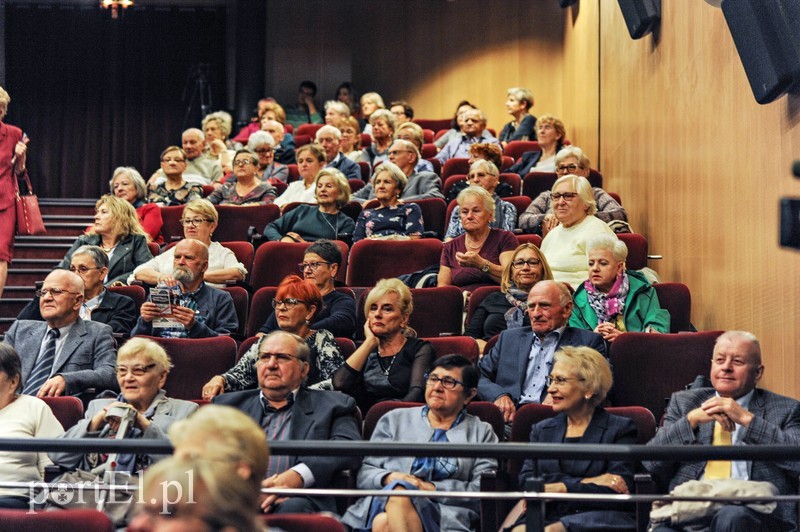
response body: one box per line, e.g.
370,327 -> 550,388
207,181 -> 277,205
353,203 -> 424,242
147,181 -> 204,206
221,329 -> 343,391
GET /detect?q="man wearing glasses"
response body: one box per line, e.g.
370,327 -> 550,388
4,269 -> 117,397
477,280 -> 605,434
353,139 -> 443,203
435,108 -> 500,164
17,245 -> 138,336
518,146 -> 627,236
213,330 -> 360,514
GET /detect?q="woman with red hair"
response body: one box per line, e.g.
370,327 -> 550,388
201,275 -> 344,398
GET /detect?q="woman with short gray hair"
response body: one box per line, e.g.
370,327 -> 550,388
247,130 -> 288,184
110,166 -> 163,243
499,87 -> 537,147
352,161 -> 423,242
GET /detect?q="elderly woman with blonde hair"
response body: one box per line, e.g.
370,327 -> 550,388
540,174 -> 616,289
333,278 -> 434,412
202,111 -> 236,172
352,161 -> 424,242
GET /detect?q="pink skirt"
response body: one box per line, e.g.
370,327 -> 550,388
0,205 -> 16,263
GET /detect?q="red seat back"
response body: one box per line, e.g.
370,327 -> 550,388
251,241 -> 349,291
42,396 -> 84,430
346,239 -> 442,287
505,141 -> 540,161
441,158 -> 470,180
108,284 -> 147,310
424,335 -> 480,364
653,283 -> 692,333
214,204 -> 280,242
0,509 -> 113,532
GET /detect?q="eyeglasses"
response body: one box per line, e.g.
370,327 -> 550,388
425,373 -> 466,390
36,288 -> 81,298
257,352 -> 304,364
550,192 -> 579,202
116,364 -> 156,377
69,266 -> 101,275
298,261 -> 332,272
233,160 -> 254,167
161,157 -> 185,163
388,150 -> 410,157
255,148 -> 273,154
272,298 -> 307,310
511,259 -> 542,269
556,163 -> 581,174
180,218 -> 211,227
468,172 -> 496,180
544,375 -> 585,387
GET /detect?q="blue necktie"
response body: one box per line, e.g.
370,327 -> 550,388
23,328 -> 60,396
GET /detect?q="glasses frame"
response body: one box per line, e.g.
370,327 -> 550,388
271,297 -> 307,310
511,259 -> 542,269
424,372 -> 466,390
550,192 -> 579,202
556,163 -> 582,174
117,363 -> 157,377
36,288 -> 81,298
544,375 -> 585,388
179,218 -> 211,227
298,261 -> 332,273
257,352 -> 305,365
69,266 -> 102,275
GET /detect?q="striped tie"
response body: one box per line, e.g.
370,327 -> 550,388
22,328 -> 60,396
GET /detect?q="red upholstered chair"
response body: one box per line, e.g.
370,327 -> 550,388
505,140 -> 540,161
503,195 -> 532,223
587,168 -> 604,189
499,173 -> 522,195
465,286 -> 501,331
284,124 -> 294,135
214,204 -> 280,242
424,335 -> 480,364
609,191 -> 622,205
108,284 -> 147,310
0,509 -> 113,532
286,164 -> 300,182
522,171 -> 558,199
340,200 -> 363,223
412,118 -> 452,132
141,335 -> 238,400
295,123 -> 324,139
515,234 -> 542,247
251,240 -> 349,291
272,180 -> 288,196
262,513 -> 345,532
408,197 -> 447,238
220,241 -> 255,282
220,285 -> 249,338
408,286 -> 464,337
359,133 -> 371,149
443,174 -> 467,199
426,157 -> 442,177
363,401 -> 504,441
348,178 -> 366,193
617,233 -> 648,270
346,239 -> 443,287
441,158 -> 471,180
653,283 -> 692,332
500,156 -> 514,172
147,241 -> 160,257
42,396 -> 84,430
159,205 -> 185,242
246,287 -> 277,338
421,143 -> 437,159
608,331 -> 724,422
237,335 -> 260,361
356,162 -> 370,181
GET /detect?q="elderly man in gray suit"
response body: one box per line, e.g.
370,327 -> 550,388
645,330 -> 800,531
4,269 -> 117,397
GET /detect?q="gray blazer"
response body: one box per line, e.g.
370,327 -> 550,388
4,318 -> 117,395
342,406 -> 498,532
645,387 -> 800,527
354,170 -> 444,203
49,393 -> 198,470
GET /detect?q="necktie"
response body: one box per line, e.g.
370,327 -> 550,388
705,421 -> 732,479
23,328 -> 60,396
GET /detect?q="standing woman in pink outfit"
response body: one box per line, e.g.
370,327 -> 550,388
0,86 -> 29,297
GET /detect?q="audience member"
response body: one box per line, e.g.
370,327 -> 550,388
570,234 -> 670,341
354,139 -> 443,202
59,194 -> 152,286
439,186 -> 518,292
360,91 -> 386,136
19,246 -> 137,336
273,143 -> 325,208
645,331 -> 800,531
261,118 -> 296,165
265,168 -> 354,242
316,124 -> 361,180
131,238 -> 238,338
146,146 -> 204,205
435,108 -> 500,163
109,166 -> 163,243
333,278 -> 434,412
340,115 -> 363,162
342,355 -> 498,532
247,131 -> 288,184
361,109 -> 396,168
231,97 -> 272,144
207,149 -> 276,205
0,345 -> 64,509
130,199 -> 247,288
256,240 -> 357,338
201,111 -> 235,173
508,114 -> 566,175
499,87 -> 537,147
540,174 -> 616,289
465,243 -> 553,353
477,280 -> 606,426
335,82 -> 360,117
285,80 -> 323,129
353,161 -> 424,242
435,100 -> 476,150
181,128 -> 223,183
4,269 -> 117,397
445,160 -> 517,240
324,99 -> 350,129
49,337 -> 198,474
389,99 -> 414,125
519,146 -> 627,235
506,346 -> 636,531
395,121 -> 435,173
203,274 -> 343,398
213,330 -> 361,514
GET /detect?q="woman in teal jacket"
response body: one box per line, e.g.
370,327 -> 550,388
569,234 -> 670,342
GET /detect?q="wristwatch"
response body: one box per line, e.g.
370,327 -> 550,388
480,261 -> 490,273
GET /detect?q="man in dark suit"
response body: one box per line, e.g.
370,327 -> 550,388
213,330 -> 361,514
645,330 -> 800,531
17,245 -> 137,336
477,280 -> 606,425
4,269 -> 117,397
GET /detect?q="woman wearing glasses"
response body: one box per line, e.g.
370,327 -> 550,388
49,338 -> 198,474
129,199 -> 246,288
202,275 -> 344,399
539,174 -> 616,290
352,161 -> 424,242
504,346 -> 637,531
58,194 -> 152,286
146,146 -> 204,206
333,278 -> 434,413
206,149 -> 276,206
342,354 -> 497,532
466,243 -> 553,353
247,131 -> 288,184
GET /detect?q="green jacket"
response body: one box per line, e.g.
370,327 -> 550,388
569,270 -> 671,333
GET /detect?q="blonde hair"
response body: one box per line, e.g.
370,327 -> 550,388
314,168 -> 351,208
183,198 -> 219,224
88,194 -> 147,239
500,243 -> 554,292
117,337 -> 172,374
365,278 -> 413,317
201,111 -> 232,138
554,346 -> 612,407
552,174 -> 597,216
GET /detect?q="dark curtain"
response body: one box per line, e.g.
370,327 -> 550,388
4,4 -> 227,199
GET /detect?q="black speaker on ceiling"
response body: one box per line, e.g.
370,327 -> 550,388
558,0 -> 578,7
617,0 -> 660,39
721,0 -> 800,104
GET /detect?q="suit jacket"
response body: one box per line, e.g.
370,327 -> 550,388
213,387 -> 361,512
645,387 -> 800,527
58,233 -> 153,286
508,150 -> 543,177
477,326 -> 606,404
4,318 -> 117,395
17,290 -> 138,337
49,393 -> 198,470
327,154 -> 361,181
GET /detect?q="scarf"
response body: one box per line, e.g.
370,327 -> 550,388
584,272 -> 629,327
503,283 -> 530,330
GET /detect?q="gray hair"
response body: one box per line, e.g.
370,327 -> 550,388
716,331 -> 762,364
555,145 -> 591,169
585,234 -> 627,262
183,127 -> 205,142
369,109 -> 396,131
457,185 -> 495,216
470,159 -> 499,177
374,161 -> 408,192
109,167 -> 148,201
324,100 -> 350,117
552,174 -> 597,216
247,131 -> 276,150
202,111 -> 233,138
316,124 -> 342,141
507,87 -> 534,111
71,245 -> 109,269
